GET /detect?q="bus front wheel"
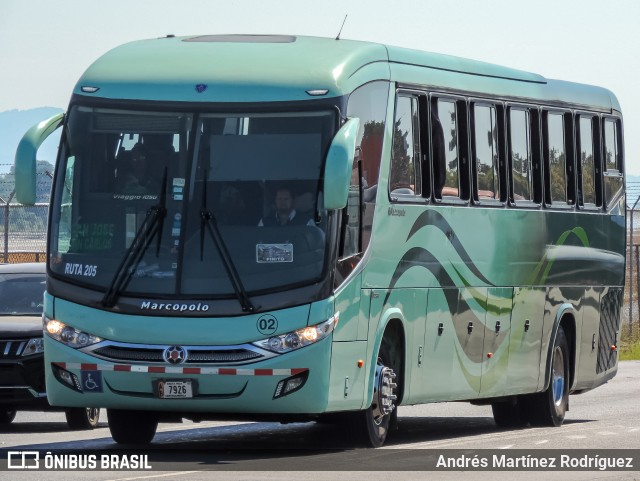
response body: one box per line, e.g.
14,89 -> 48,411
353,339 -> 398,447
107,409 -> 158,444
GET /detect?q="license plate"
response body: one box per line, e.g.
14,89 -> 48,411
157,380 -> 193,399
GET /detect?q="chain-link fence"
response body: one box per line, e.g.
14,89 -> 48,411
0,164 -> 51,263
625,182 -> 640,336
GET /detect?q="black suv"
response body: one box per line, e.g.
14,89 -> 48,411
0,263 -> 99,429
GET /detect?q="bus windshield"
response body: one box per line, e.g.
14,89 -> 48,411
49,106 -> 335,301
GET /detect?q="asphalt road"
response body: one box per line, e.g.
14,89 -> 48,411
2,361 -> 640,480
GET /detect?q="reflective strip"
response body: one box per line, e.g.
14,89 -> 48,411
53,362 -> 306,376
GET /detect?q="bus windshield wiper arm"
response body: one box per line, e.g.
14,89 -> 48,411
101,169 -> 168,308
200,172 -> 255,313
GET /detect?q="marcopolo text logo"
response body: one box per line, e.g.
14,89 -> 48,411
140,301 -> 209,312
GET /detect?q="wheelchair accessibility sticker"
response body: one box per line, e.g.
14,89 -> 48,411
81,371 -> 103,393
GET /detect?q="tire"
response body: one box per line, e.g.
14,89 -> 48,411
352,338 -> 399,447
0,410 -> 17,425
65,407 -> 101,430
491,399 -> 527,428
524,326 -> 570,427
107,409 -> 158,445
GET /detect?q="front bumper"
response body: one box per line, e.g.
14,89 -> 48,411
0,354 -> 49,410
44,334 -> 332,414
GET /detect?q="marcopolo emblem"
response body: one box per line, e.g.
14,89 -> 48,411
195,84 -> 208,93
163,346 -> 188,364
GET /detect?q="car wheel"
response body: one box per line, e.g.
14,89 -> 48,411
65,407 -> 101,430
0,410 -> 17,425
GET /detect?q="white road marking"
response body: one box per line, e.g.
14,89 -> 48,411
499,445 -> 514,449
106,472 -> 199,481
534,440 -> 549,445
566,435 -> 586,439
386,420 -> 624,450
156,420 -> 247,432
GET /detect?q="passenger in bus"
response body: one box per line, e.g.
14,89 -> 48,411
117,143 -> 160,195
258,187 -> 314,227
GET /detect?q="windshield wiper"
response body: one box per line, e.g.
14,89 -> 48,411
200,171 -> 256,312
101,169 -> 168,308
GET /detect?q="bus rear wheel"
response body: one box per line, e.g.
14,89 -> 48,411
491,399 -> 527,428
107,409 -> 158,444
353,339 -> 398,447
524,326 -> 570,427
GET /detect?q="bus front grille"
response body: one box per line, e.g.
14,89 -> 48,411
86,342 -> 272,365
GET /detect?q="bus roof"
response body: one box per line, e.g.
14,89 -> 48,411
74,35 -> 620,112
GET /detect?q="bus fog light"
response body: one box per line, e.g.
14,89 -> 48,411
52,364 -> 82,392
273,371 -> 309,399
284,377 -> 304,393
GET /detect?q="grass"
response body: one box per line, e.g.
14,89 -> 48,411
619,327 -> 640,361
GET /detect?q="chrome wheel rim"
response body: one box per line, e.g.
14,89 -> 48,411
551,345 -> 565,408
371,361 -> 397,426
87,408 -> 100,424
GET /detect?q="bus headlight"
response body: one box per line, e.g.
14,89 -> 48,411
44,317 -> 103,348
252,313 -> 338,354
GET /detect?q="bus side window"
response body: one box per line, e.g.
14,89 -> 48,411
335,81 -> 389,285
471,103 -> 500,202
543,111 -> 570,206
576,114 -> 599,207
603,117 -> 624,208
431,96 -> 468,201
508,107 -> 533,204
390,94 -> 422,200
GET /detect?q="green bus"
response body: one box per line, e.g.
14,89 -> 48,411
15,35 -> 625,447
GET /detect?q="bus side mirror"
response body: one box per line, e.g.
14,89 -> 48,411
323,118 -> 360,210
14,113 -> 64,205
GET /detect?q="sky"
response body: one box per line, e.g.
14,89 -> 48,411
1,0 -> 639,173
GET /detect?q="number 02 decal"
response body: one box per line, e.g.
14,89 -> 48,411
257,315 -> 278,336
